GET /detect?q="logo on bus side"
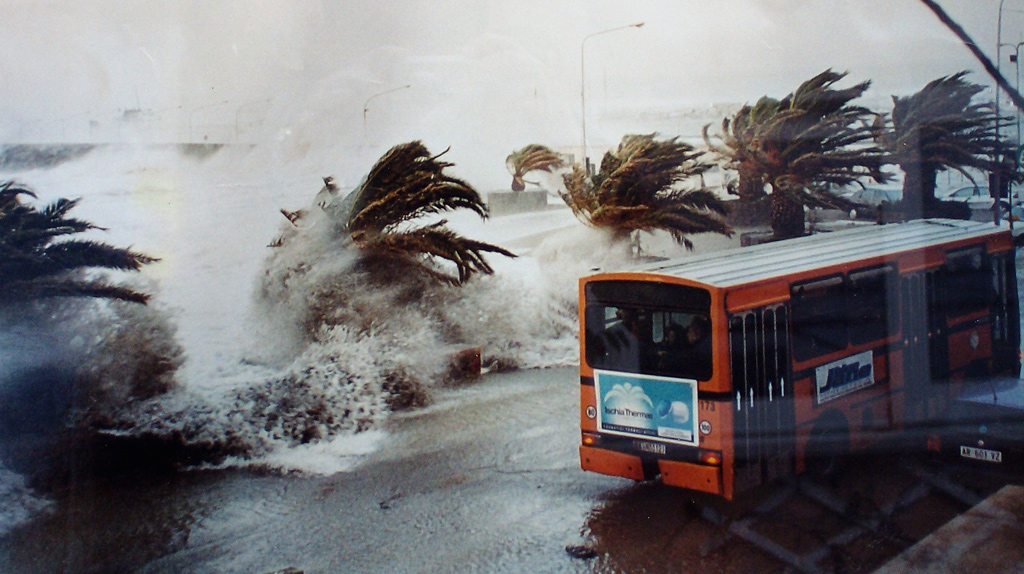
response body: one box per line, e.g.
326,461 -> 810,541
815,350 -> 875,405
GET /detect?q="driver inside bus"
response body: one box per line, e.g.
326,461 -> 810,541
605,309 -> 642,369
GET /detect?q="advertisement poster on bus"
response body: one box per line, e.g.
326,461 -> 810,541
815,350 -> 875,405
594,370 -> 699,446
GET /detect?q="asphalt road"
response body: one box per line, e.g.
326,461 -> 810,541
0,366 -> 1009,574
1,367 -> 628,573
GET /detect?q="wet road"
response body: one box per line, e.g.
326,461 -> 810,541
1,367 -> 629,573
1,366 -> 1008,574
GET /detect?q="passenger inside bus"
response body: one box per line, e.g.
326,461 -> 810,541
656,317 -> 710,374
657,323 -> 688,371
685,316 -> 710,352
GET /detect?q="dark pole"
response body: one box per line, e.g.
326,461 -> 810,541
919,0 -> 1024,111
919,0 -> 1024,224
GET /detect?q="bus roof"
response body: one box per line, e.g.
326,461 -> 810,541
613,219 -> 1009,288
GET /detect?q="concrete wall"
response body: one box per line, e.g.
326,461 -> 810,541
486,191 -> 550,216
724,199 -> 771,228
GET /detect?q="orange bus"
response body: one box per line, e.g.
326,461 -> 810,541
578,219 -> 1020,500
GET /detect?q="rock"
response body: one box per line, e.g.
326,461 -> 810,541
565,544 -> 598,560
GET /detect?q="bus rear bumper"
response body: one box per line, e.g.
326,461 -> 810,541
659,459 -> 724,496
579,445 -> 646,480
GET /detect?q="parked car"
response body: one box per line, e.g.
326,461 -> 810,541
927,377 -> 1024,480
999,200 -> 1024,222
849,187 -> 901,206
944,185 -> 994,209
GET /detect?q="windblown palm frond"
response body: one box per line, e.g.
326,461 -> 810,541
506,144 -> 566,191
703,100 -> 781,201
0,181 -> 37,212
370,220 -> 515,285
347,142 -> 487,236
705,70 -> 890,239
561,134 -> 732,250
306,141 -> 515,285
874,71 -> 1014,219
0,182 -> 157,304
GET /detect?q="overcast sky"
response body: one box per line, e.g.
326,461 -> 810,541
1,1 -> 1021,187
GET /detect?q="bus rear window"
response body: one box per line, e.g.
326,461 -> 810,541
584,281 -> 712,380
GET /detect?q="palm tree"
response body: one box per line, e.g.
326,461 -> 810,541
560,133 -> 732,251
505,144 -> 567,191
705,70 -> 890,240
874,72 -> 1014,219
300,141 -> 515,285
0,181 -> 157,304
703,98 -> 780,203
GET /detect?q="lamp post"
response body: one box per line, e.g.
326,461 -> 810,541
998,1 -> 1006,133
580,22 -> 644,174
1007,42 -> 1024,147
363,85 -> 411,140
996,0 -> 1013,224
1006,43 -> 1024,226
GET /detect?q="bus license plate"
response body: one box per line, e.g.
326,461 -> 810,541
960,445 -> 1002,463
634,440 -> 666,455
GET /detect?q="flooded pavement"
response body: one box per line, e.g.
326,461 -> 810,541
0,367 -> 625,573
0,365 -> 1013,574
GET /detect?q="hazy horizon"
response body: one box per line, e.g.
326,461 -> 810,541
0,1 -> 1019,189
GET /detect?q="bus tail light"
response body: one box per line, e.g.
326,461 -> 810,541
927,434 -> 941,452
582,433 -> 599,446
699,449 -> 722,466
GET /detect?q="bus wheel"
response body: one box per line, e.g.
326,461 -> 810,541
805,412 -> 849,483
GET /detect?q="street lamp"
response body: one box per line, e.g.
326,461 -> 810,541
1005,43 -> 1024,146
363,85 -> 411,139
1007,43 -> 1024,227
580,22 -> 644,174
995,0 -> 1017,224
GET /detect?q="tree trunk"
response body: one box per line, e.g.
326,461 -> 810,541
610,227 -> 638,257
770,191 -> 805,240
901,162 -> 924,220
901,164 -> 939,220
736,162 -> 765,202
919,168 -> 942,218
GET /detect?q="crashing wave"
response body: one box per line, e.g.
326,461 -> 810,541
0,145 -> 586,478
0,461 -> 52,537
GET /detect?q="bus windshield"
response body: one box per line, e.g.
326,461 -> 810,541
584,282 -> 712,381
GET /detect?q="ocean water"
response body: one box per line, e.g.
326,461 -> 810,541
0,462 -> 51,537
3,143 -> 1020,537
0,143 -> 621,534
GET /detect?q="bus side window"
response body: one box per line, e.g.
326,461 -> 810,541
848,265 -> 898,346
791,275 -> 848,362
938,247 -> 993,314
